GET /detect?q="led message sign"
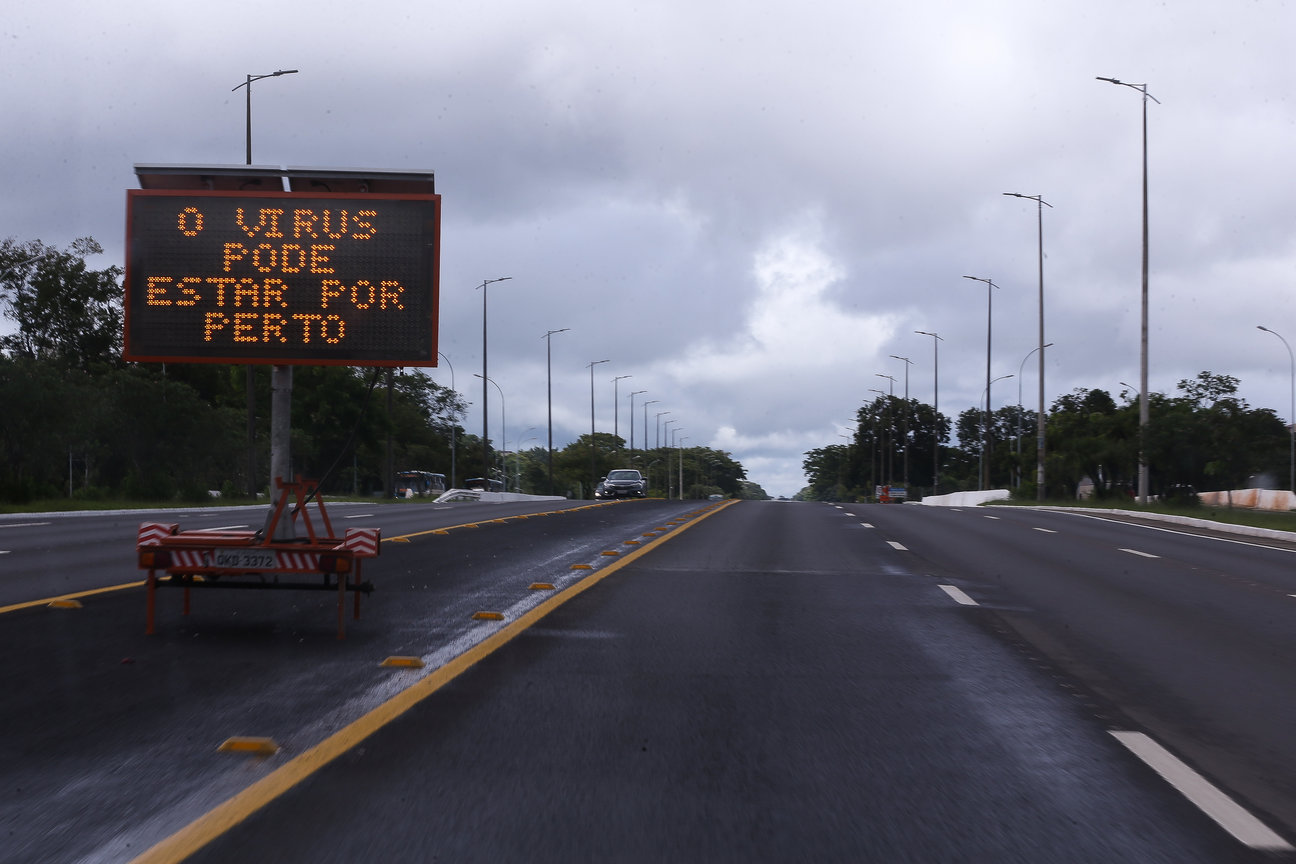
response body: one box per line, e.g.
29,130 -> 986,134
123,189 -> 440,365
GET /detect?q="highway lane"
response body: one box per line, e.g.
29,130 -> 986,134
166,500 -> 1281,863
843,501 -> 1296,845
0,497 -> 704,864
5,498 -> 1293,862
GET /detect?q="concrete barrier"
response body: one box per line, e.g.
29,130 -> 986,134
434,489 -> 568,504
1198,488 -> 1296,511
917,489 -> 1011,507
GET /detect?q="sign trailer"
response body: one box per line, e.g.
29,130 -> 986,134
127,166 -> 439,637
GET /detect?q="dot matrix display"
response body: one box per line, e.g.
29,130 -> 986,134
124,190 -> 440,366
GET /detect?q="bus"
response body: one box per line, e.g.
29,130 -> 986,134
395,470 -> 447,498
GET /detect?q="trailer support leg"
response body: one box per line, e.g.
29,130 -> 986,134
353,562 -> 363,621
145,570 -> 157,635
336,573 -> 346,640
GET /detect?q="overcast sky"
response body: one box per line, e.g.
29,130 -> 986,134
6,0 -> 1296,497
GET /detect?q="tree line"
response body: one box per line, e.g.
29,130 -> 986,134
801,371 -> 1288,503
0,237 -> 752,504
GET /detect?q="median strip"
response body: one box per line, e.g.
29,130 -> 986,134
128,497 -> 739,864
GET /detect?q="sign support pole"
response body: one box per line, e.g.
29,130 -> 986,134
269,365 -> 294,538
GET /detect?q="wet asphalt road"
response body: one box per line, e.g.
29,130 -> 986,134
3,499 -> 1295,862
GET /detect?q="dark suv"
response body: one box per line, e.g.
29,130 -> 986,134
595,469 -> 647,499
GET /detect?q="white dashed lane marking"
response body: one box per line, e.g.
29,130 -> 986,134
1120,548 -> 1160,558
938,585 -> 978,606
1033,527 -> 1057,534
1110,731 -> 1293,851
886,541 -> 908,551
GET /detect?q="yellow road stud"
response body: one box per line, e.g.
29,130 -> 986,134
218,737 -> 280,756
380,656 -> 425,668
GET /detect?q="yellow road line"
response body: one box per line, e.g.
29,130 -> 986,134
130,498 -> 738,864
389,501 -> 617,541
0,580 -> 145,616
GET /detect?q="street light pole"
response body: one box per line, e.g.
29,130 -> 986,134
657,411 -> 671,449
629,391 -> 647,450
916,330 -> 943,494
515,429 -> 536,492
232,70 -> 299,166
542,328 -> 569,494
588,359 -> 610,495
964,275 -> 1001,491
643,400 -> 659,455
473,374 -> 505,489
1099,76 -> 1159,504
478,277 -> 512,483
876,373 -> 896,486
1005,192 -> 1053,501
1258,325 -> 1295,494
981,374 -> 1014,490
889,355 -> 913,489
437,352 -> 457,489
1016,343 -> 1054,487
612,375 -> 632,446
231,68 -> 297,500
868,388 -> 887,495
678,435 -> 688,499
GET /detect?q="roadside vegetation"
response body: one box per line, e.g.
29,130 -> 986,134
0,237 -> 753,507
801,363 -> 1289,508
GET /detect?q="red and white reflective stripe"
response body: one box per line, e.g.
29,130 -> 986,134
277,551 -> 319,571
341,528 -> 381,557
137,522 -> 176,547
169,549 -> 208,568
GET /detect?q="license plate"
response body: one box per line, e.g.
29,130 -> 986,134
210,548 -> 279,569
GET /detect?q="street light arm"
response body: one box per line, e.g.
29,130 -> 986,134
1003,192 -> 1054,209
963,275 -> 1000,290
1097,76 -> 1161,104
232,69 -> 299,92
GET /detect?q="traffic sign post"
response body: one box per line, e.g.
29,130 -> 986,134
126,166 -> 435,631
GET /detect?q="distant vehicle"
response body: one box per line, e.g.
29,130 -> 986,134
595,469 -> 647,499
395,470 -> 447,498
464,477 -> 505,492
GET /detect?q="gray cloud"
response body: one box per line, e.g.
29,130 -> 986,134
5,0 -> 1296,496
